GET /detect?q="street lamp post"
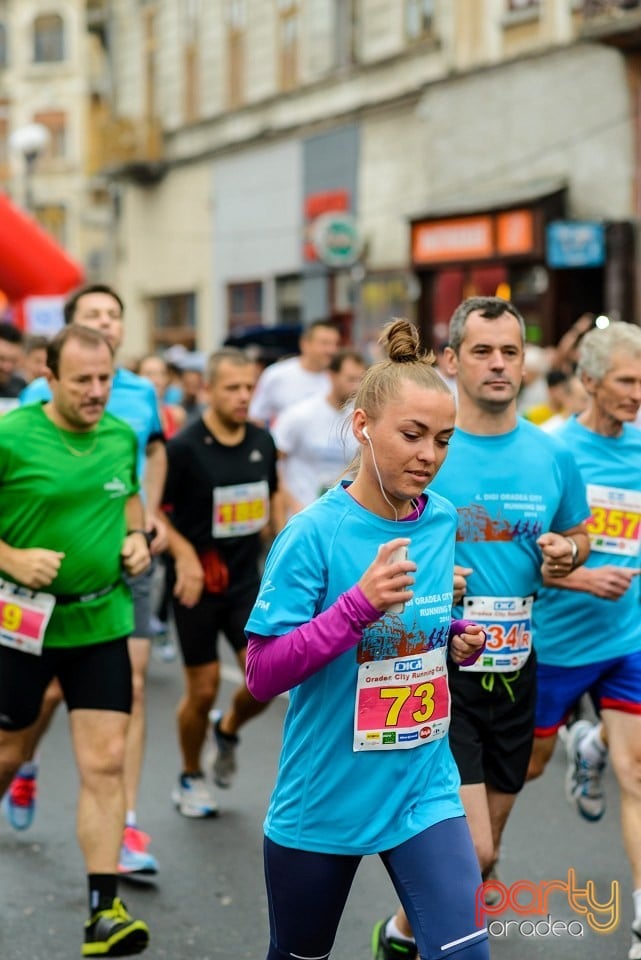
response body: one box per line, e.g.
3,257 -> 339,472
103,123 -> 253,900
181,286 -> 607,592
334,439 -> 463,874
8,123 -> 50,213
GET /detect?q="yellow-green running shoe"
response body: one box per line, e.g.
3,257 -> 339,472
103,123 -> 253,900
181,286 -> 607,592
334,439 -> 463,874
82,897 -> 149,957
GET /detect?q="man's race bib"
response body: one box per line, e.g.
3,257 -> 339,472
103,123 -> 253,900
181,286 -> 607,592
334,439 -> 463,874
354,646 -> 450,751
460,596 -> 533,673
0,578 -> 55,656
212,481 -> 269,538
586,484 -> 641,557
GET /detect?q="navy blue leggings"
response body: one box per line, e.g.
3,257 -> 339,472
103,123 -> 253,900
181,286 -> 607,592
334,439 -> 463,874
263,816 -> 489,960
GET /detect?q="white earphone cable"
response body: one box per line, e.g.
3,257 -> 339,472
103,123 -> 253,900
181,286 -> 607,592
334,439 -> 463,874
364,432 -> 398,522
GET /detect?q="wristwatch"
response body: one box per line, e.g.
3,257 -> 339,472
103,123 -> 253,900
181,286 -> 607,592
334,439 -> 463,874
127,528 -> 154,547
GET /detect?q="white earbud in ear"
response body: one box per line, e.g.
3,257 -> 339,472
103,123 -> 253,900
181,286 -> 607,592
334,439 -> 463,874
363,426 -> 370,441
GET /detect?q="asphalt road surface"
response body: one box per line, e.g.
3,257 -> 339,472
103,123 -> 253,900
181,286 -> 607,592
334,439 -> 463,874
0,643 -> 631,960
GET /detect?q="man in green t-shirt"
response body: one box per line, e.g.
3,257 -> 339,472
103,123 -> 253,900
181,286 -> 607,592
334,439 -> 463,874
0,324 -> 151,958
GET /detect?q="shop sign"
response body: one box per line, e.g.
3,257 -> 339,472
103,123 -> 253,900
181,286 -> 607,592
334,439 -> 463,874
546,222 -> 605,268
311,211 -> 363,268
412,208 -> 537,266
497,209 -> 534,255
412,215 -> 493,264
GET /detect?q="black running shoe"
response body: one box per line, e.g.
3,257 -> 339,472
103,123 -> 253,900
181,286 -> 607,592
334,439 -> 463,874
82,897 -> 149,957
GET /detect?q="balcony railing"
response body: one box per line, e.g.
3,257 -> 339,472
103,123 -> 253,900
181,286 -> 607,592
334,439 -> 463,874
86,110 -> 164,180
580,0 -> 641,46
583,0 -> 641,18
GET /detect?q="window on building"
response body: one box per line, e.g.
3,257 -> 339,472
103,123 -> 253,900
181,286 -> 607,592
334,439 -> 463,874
275,274 -> 301,326
335,0 -> 357,68
507,0 -> 540,9
34,110 -> 67,160
149,292 -> 197,351
406,0 -> 435,40
228,281 -> 263,333
227,0 -> 246,108
183,0 -> 201,122
34,204 -> 66,246
277,0 -> 299,92
33,13 -> 65,63
0,22 -> 7,68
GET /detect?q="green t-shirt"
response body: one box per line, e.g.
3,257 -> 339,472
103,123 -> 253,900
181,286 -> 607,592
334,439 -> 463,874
0,404 -> 139,648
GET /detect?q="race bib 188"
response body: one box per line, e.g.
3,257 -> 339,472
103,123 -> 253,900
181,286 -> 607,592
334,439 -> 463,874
212,481 -> 269,538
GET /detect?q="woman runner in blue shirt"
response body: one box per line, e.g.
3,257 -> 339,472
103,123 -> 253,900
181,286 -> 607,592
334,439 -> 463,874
246,318 -> 489,960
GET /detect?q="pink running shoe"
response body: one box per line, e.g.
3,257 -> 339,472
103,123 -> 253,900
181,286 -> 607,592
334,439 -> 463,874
118,825 -> 159,876
2,770 -> 37,831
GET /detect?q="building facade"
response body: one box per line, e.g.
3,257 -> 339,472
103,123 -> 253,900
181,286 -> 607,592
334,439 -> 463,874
0,0 -> 116,281
5,1 -> 641,353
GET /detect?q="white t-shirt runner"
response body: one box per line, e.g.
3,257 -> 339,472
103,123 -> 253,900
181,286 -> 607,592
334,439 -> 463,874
249,357 -> 330,425
272,394 -> 357,510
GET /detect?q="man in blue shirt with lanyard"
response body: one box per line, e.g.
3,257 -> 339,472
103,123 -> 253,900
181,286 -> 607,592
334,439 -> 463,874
372,297 -> 590,960
5,285 -> 167,880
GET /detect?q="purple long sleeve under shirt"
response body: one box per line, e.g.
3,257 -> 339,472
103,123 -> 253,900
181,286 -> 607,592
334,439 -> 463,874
245,585 -> 381,701
246,577 -> 481,702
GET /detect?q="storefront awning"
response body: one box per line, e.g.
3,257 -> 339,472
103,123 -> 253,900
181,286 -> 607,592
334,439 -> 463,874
0,193 -> 84,302
408,177 -> 568,223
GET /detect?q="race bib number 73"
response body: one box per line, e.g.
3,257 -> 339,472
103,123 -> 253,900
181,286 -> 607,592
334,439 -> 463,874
354,646 -> 450,751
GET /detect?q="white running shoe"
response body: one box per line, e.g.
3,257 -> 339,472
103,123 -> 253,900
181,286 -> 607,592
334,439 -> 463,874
629,924 -> 641,960
564,720 -> 606,822
171,773 -> 218,818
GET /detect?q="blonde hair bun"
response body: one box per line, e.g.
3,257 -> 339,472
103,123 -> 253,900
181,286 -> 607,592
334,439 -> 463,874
380,318 -> 429,365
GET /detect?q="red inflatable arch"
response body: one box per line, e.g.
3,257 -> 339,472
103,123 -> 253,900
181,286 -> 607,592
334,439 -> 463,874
0,193 -> 84,303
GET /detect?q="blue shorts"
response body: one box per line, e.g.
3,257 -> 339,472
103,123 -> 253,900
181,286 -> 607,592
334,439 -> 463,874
535,650 -> 641,736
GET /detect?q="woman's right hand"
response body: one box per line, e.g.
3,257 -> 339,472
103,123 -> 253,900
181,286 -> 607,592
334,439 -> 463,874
358,538 -> 416,612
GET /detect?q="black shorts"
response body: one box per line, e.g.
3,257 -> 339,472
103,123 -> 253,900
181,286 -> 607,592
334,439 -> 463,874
0,637 -> 132,732
448,651 -> 537,795
172,590 -> 257,667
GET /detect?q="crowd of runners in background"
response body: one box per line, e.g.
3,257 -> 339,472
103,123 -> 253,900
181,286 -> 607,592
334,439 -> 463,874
0,292 -> 640,960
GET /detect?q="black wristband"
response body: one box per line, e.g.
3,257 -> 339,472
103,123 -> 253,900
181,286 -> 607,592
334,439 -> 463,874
127,529 -> 153,547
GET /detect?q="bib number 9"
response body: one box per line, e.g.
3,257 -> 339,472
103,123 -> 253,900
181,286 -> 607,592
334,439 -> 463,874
1,602 -> 23,632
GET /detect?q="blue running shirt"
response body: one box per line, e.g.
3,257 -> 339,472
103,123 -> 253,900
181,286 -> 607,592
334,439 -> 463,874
533,416 -> 641,666
246,483 -> 464,855
432,419 -> 589,609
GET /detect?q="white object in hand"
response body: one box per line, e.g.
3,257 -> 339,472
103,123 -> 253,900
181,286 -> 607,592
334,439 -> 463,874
386,543 -> 408,614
